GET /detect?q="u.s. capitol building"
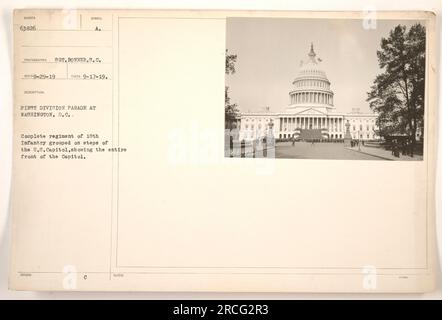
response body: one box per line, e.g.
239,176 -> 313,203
237,44 -> 378,141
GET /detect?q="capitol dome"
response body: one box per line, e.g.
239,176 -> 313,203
286,43 -> 334,112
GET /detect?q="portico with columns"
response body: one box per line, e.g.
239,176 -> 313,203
275,113 -> 345,139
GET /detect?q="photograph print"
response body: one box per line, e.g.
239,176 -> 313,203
224,17 -> 426,160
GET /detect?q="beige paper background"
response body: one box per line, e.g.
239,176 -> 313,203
9,9 -> 437,292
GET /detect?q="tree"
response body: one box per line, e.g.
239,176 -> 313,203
367,23 -> 426,154
225,50 -> 239,129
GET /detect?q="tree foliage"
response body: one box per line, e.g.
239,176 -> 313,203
225,50 -> 239,123
225,50 -> 237,75
367,23 -> 426,147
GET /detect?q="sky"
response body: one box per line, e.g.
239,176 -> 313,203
226,18 -> 425,114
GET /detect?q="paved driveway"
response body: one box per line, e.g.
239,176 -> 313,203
275,142 -> 383,160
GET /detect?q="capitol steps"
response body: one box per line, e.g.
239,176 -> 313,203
297,129 -> 325,141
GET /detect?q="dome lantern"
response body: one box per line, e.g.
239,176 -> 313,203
308,43 -> 317,62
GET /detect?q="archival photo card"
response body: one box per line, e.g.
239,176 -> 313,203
10,10 -> 437,292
